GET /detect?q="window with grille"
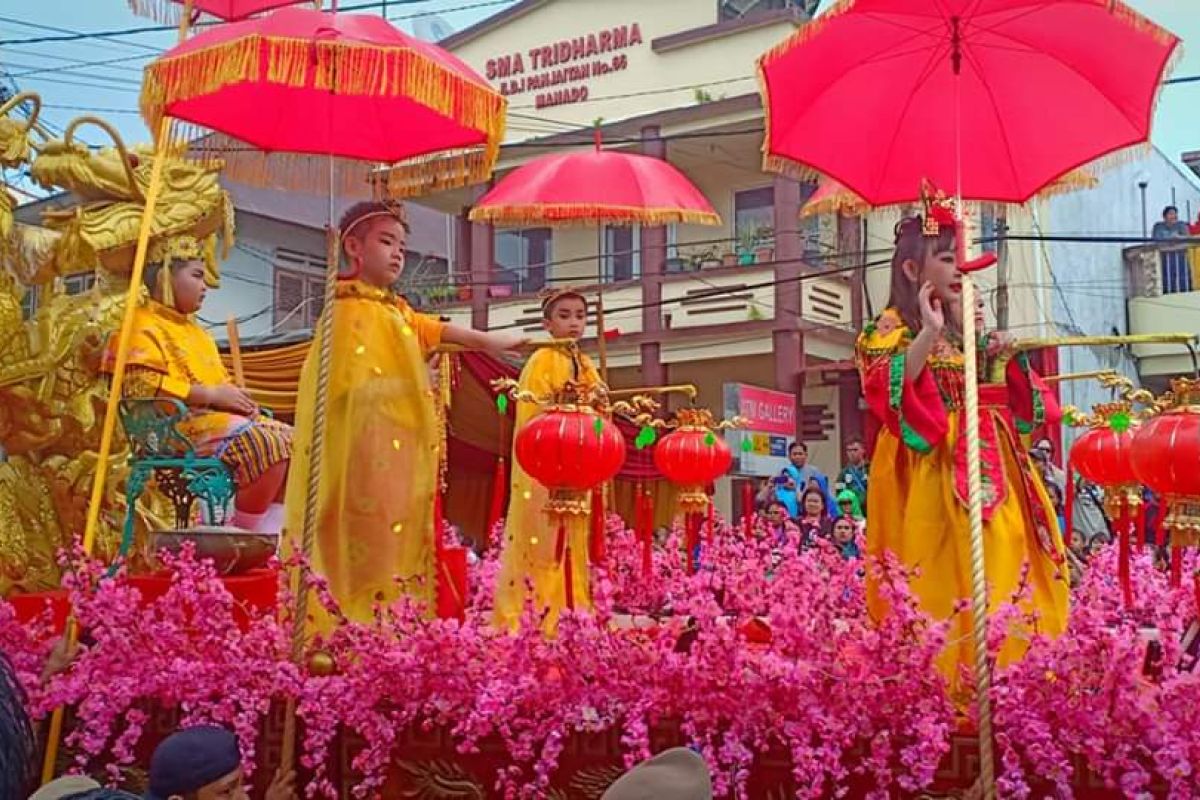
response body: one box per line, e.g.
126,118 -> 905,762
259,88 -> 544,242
272,248 -> 326,331
63,272 -> 96,296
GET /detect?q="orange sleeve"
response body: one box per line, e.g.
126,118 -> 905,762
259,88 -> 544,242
411,312 -> 445,357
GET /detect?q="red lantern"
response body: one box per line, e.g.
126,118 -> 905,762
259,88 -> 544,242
514,404 -> 626,515
1131,379 -> 1200,549
653,409 -> 733,513
1069,402 -> 1143,606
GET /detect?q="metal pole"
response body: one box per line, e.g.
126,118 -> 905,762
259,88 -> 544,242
1138,181 -> 1149,238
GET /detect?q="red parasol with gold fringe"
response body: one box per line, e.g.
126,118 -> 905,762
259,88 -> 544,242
470,134 -> 721,376
128,0 -> 311,24
799,171 -> 1100,219
140,5 -> 507,197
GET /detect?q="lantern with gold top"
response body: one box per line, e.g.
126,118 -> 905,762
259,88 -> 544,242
1130,377 -> 1200,585
634,405 -> 744,573
1068,400 -> 1141,606
494,374 -> 629,610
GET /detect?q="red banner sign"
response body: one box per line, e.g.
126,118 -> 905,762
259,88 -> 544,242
733,385 -> 796,437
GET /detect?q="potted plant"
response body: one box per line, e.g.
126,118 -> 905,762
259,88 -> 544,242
754,226 -> 775,263
697,246 -> 721,270
736,225 -> 758,265
721,250 -> 737,267
456,283 -> 472,302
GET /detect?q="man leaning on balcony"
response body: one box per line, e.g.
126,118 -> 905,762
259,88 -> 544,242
1151,205 -> 1192,293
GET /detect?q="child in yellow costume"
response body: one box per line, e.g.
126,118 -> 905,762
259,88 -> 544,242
493,289 -> 601,631
108,234 -> 293,532
856,203 -> 1069,702
286,202 -> 526,629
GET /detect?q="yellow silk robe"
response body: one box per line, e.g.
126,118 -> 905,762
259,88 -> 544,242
110,299 -> 291,486
856,309 -> 1069,701
285,281 -> 444,631
493,347 -> 601,631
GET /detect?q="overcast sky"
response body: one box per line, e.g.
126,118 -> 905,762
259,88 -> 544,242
1,0 -> 1195,201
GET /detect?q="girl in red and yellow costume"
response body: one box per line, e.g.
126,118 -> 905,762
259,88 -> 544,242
284,202 -> 526,630
493,288 -> 601,631
108,233 -> 293,533
856,196 -> 1068,698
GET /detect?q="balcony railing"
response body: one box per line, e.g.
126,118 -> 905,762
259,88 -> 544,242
1124,241 -> 1200,298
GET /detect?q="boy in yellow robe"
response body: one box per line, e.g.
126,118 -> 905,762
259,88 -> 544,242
493,288 -> 601,631
286,202 -> 525,629
107,234 -> 293,532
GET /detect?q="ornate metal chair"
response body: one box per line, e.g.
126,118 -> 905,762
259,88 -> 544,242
117,397 -> 236,557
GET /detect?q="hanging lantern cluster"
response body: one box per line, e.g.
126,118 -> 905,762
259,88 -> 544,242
1130,377 -> 1200,549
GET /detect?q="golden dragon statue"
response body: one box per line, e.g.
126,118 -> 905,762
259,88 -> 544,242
0,91 -> 232,594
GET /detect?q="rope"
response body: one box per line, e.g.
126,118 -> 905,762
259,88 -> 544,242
280,155 -> 341,771
961,276 -> 996,799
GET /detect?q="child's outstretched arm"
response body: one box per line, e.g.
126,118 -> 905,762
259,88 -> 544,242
442,324 -> 529,357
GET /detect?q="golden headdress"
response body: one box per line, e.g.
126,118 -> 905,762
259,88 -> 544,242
539,286 -> 588,316
338,199 -> 409,240
147,232 -> 220,309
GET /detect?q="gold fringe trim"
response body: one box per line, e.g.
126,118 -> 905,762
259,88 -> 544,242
142,33 -> 506,198
467,203 -> 722,228
127,0 -> 186,25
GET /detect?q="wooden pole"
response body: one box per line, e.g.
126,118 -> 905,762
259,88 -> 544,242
40,114 -> 174,786
226,314 -> 246,388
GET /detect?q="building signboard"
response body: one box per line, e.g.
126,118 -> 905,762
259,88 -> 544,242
722,382 -> 797,477
484,23 -> 645,109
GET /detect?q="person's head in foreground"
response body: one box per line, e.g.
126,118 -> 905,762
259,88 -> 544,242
143,726 -> 244,800
600,747 -> 712,800
339,201 -> 410,288
0,652 -> 35,800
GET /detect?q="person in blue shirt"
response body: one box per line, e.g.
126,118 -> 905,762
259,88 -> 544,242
774,441 -> 838,518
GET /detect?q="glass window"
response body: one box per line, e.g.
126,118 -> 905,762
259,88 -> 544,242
733,186 -> 774,246
494,228 -> 551,294
602,225 -> 640,283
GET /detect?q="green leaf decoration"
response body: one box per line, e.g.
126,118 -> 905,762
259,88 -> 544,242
634,426 -> 657,450
740,437 -> 752,452
594,417 -> 604,437
496,394 -> 509,415
1109,410 -> 1132,433
1063,409 -> 1077,427
704,432 -> 716,446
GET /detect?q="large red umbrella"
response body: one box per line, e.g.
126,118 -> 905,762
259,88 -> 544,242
141,5 -> 506,195
128,0 -> 310,23
759,4 -> 1179,795
760,0 -> 1179,206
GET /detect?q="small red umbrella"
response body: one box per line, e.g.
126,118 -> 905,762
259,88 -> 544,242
470,145 -> 721,228
141,5 -> 506,195
470,136 -> 721,374
128,0 -> 310,23
760,0 -> 1179,206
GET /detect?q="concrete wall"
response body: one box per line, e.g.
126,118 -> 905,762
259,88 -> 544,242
1041,150 -> 1200,434
200,212 -> 325,341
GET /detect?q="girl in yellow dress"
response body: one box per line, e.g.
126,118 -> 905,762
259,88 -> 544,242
112,234 -> 293,532
285,202 -> 525,629
856,207 -> 1069,700
493,289 -> 601,631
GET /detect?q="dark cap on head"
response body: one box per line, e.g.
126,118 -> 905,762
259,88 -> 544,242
144,726 -> 240,800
